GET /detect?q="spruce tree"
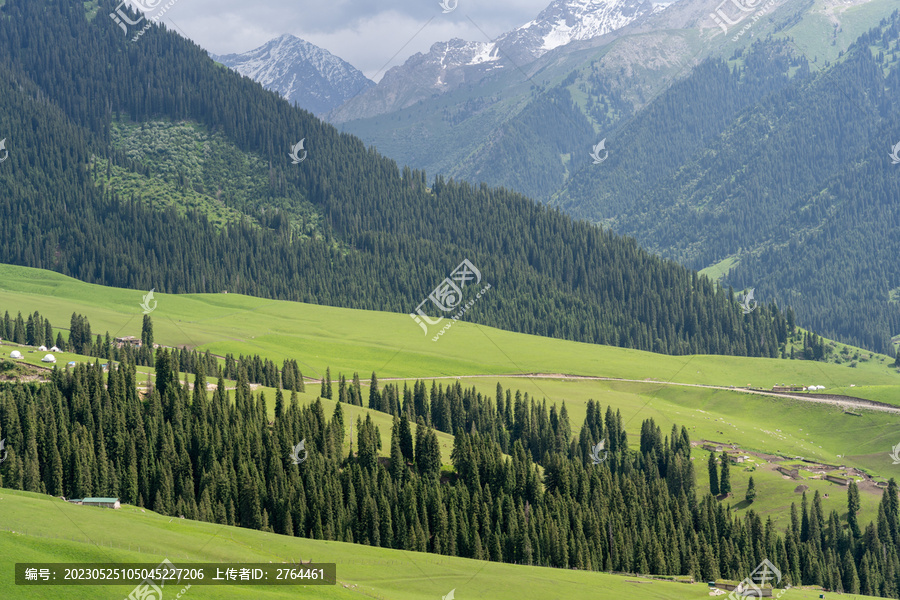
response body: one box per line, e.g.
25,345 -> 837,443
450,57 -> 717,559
848,480 -> 861,536
390,418 -> 405,482
398,413 -> 414,462
43,321 -> 53,347
708,451 -> 720,496
719,451 -> 731,496
351,372 -> 362,405
13,313 -> 25,344
141,315 -> 154,348
368,372 -> 380,411
745,476 -> 756,503
25,314 -> 35,346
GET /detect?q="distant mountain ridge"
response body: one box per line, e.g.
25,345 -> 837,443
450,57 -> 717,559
214,34 -> 373,116
502,0 -> 669,59
329,0 -> 670,122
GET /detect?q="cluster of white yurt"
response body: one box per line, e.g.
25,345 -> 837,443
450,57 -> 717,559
7,348 -> 57,363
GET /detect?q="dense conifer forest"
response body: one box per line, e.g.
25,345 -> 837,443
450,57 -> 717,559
555,19 -> 900,353
0,0 -> 800,358
0,355 -> 898,596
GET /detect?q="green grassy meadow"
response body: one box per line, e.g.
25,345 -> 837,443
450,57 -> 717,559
0,264 -> 896,393
1,263 -> 899,599
0,489 -> 881,600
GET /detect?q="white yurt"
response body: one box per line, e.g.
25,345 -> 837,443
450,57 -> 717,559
41,354 -> 56,363
39,345 -> 47,351
10,350 -> 23,359
50,346 -> 61,352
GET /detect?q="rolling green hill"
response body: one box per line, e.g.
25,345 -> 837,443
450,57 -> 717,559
2,264 -> 900,597
2,262 -> 899,528
1,0 -> 899,595
1,489 -> 880,600
1,263 -> 896,394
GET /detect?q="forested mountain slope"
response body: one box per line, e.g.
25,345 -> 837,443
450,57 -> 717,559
337,0 -> 898,210
554,18 -> 900,353
2,358 -> 900,596
333,0 -> 900,354
0,0 -> 790,357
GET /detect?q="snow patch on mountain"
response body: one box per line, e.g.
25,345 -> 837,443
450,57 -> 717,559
214,35 -> 373,116
506,0 -> 663,58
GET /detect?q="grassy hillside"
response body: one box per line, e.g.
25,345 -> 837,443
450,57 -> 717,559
1,264 -> 896,394
0,489 -> 882,600
2,262 -> 899,534
439,376 -> 898,529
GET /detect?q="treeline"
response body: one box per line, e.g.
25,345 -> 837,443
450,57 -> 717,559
222,354 -> 306,393
1,310 -> 60,349
0,308 -> 156,366
0,308 -> 306,390
0,352 -> 898,595
0,0 -> 803,359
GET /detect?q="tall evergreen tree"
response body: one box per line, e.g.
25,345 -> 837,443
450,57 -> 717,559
719,451 -> 731,496
369,373 -> 381,412
708,451 -> 720,496
848,480 -> 861,536
398,413 -> 414,463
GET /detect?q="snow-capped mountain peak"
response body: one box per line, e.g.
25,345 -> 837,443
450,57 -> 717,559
498,0 -> 662,61
213,35 -> 373,116
337,0 -> 678,122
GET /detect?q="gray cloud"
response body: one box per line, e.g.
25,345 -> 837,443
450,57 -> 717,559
132,0 -> 550,80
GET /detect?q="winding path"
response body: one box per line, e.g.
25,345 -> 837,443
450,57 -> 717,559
359,372 -> 900,415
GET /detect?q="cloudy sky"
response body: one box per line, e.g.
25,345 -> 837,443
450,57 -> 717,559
138,0 -> 551,81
